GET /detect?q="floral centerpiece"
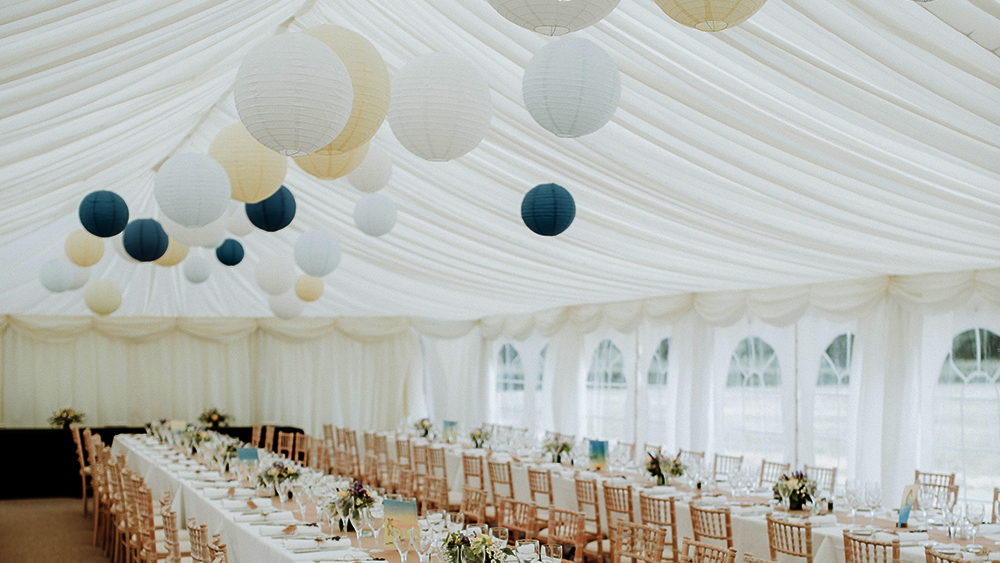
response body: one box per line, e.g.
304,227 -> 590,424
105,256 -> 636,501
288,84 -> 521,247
257,460 -> 301,496
646,453 -> 685,486
182,428 -> 210,455
442,531 -> 514,563
543,438 -> 572,463
329,480 -> 375,531
197,408 -> 230,429
469,428 -> 489,449
774,471 -> 817,511
49,408 -> 84,429
414,418 -> 432,438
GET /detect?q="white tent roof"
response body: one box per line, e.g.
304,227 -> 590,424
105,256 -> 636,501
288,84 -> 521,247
2,0 -> 999,321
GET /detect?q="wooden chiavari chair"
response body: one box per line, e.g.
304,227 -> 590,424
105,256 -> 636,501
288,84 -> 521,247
528,467 -> 554,530
844,530 -> 899,563
250,425 -> 262,448
323,424 -> 336,451
277,431 -> 296,458
344,429 -> 362,477
395,436 -> 412,468
766,514 -> 812,563
489,459 -> 516,503
678,537 -> 737,563
412,442 -> 430,475
208,534 -> 228,563
545,507 -> 586,563
137,481 -> 191,563
461,486 -> 489,524
263,426 -> 275,451
993,487 -> 999,523
576,476 -> 606,563
71,425 -> 92,515
421,475 -> 450,513
89,435 -> 108,546
743,555 -> 776,563
463,452 -> 486,489
639,493 -> 679,563
293,434 -> 310,465
612,521 -> 667,563
914,471 -> 955,509
397,466 -> 417,498
499,497 -> 538,541
186,518 -> 211,563
678,450 -> 705,469
712,454 -> 743,482
374,434 -> 392,486
603,482 -> 635,529
689,504 -> 733,549
362,450 -> 379,486
803,466 -> 836,497
759,460 -> 790,488
924,546 -> 964,563
159,492 -> 192,563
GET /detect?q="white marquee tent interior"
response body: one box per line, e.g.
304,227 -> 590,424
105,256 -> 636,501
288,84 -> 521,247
2,0 -> 1000,504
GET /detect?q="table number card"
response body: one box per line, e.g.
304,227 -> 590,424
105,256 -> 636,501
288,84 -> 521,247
383,498 -> 418,545
443,420 -> 458,443
237,447 -> 259,462
898,484 -> 918,527
589,440 -> 608,471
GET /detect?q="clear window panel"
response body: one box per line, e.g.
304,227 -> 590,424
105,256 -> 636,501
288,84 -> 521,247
586,339 -> 627,440
722,337 -> 782,464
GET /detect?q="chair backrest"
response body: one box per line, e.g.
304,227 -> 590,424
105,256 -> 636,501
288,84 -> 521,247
71,425 -> 88,471
547,507 -> 586,563
461,486 -> 488,524
843,530 -> 899,563
463,453 -> 485,489
759,460 -> 790,487
187,517 -> 211,563
412,442 -> 430,475
619,442 -> 637,461
803,466 -> 836,496
574,475 -> 603,537
712,454 -> 743,481
766,514 -> 812,563
263,426 -> 275,450
208,534 -> 228,563
429,447 -> 448,480
395,436 -> 411,467
344,429 -> 361,475
277,431 -> 296,458
527,467 -> 554,508
613,521 -> 667,563
639,493 -> 679,563
924,546 -> 964,563
293,434 -> 310,464
914,471 -> 956,508
498,497 -> 538,539
993,487 -> 999,523
689,504 -> 733,548
251,425 -> 262,448
603,482 -> 635,528
363,431 -> 376,455
422,475 -> 449,512
160,498 -> 184,563
679,537 -> 737,563
488,459 -> 515,502
323,424 -> 336,449
678,450 -> 705,469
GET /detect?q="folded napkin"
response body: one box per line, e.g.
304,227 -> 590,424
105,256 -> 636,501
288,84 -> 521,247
732,505 -> 771,516
283,538 -> 352,551
872,532 -> 929,546
292,550 -> 373,561
204,487 -> 256,499
220,498 -> 252,510
264,510 -> 297,523
259,524 -> 324,537
807,514 -> 840,527
233,513 -> 267,523
538,462 -> 562,470
693,495 -> 727,507
647,485 -> 676,495
245,497 -> 278,510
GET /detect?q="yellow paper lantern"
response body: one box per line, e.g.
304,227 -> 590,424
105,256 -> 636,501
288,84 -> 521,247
84,280 -> 122,316
208,123 -> 288,203
303,25 -> 390,154
654,0 -> 767,31
295,275 -> 324,302
294,142 -> 369,180
153,238 -> 190,267
65,229 -> 105,267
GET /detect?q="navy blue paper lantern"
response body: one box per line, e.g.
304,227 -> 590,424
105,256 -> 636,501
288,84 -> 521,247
245,185 -> 295,232
521,183 -> 576,236
216,239 -> 244,266
79,190 -> 129,237
122,219 -> 169,262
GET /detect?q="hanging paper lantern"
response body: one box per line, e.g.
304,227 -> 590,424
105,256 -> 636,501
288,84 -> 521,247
488,0 -> 621,36
78,191 -> 129,238
353,193 -> 397,237
159,212 -> 229,247
387,54 -> 492,162
183,253 -> 211,283
154,153 -> 231,228
294,141 -> 368,180
40,259 -> 75,292
246,186 -> 296,232
234,32 -> 354,157
227,204 -> 254,237
123,219 -> 169,262
216,239 -> 244,266
84,280 -> 122,316
208,123 -> 288,203
69,266 -> 90,290
153,238 -> 189,267
346,145 -> 392,193
294,230 -> 341,277
302,25 -> 390,154
295,275 -> 324,302
111,233 -> 139,264
255,253 -> 297,295
270,291 -> 305,319
523,37 -> 620,138
653,0 -> 767,31
521,183 -> 576,236
65,229 -> 105,267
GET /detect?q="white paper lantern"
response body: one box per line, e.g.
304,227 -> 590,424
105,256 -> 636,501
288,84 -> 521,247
84,280 -> 122,316
234,33 -> 355,157
227,204 -> 254,237
353,193 -> 397,237
523,37 -> 620,138
488,0 -> 621,36
155,153 -> 231,228
255,253 -> 297,295
294,230 -> 341,277
69,266 -> 90,290
40,259 -> 75,292
111,233 -> 139,263
270,291 -> 305,319
346,145 -> 393,193
159,211 -> 229,247
183,253 -> 211,284
654,0 -> 767,31
387,54 -> 492,161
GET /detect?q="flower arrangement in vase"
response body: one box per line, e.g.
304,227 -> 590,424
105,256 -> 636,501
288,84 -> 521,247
774,471 -> 817,511
442,531 -> 514,563
543,438 -> 572,463
469,428 -> 489,449
647,453 -> 685,485
329,480 -> 375,532
257,460 -> 300,498
49,408 -> 84,429
414,418 -> 432,438
197,408 -> 230,429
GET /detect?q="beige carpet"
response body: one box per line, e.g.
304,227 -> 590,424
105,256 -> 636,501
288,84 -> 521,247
0,498 -> 108,563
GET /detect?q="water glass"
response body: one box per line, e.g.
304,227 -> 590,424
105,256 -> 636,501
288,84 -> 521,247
864,482 -> 881,528
515,540 -> 540,563
491,526 -> 509,545
392,526 -> 413,563
466,523 -> 488,536
965,502 -> 985,548
415,520 -> 435,563
917,485 -> 935,526
542,544 -> 563,563
446,511 -> 465,533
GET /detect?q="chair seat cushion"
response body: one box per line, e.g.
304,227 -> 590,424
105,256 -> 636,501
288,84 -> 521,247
584,538 -> 611,556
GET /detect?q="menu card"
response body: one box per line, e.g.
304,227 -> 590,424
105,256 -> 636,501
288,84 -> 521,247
589,440 -> 608,471
384,498 -> 418,545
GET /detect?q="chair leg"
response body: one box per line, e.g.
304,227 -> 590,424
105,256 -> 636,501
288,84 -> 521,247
81,474 -> 88,515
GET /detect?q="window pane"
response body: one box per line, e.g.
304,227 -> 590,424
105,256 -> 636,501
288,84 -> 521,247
495,343 -> 525,426
586,339 -> 627,440
813,333 -> 853,481
646,338 -> 670,445
722,337 -> 783,463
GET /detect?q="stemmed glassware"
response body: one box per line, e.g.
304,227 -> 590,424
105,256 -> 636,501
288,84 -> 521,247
392,526 -> 413,563
845,481 -> 863,528
291,482 -> 307,521
515,539 -> 539,563
865,482 -> 881,528
964,502 -> 985,551
917,485 -> 935,527
366,499 -> 386,552
414,519 -> 435,563
491,526 -> 509,546
446,512 -> 465,533
541,545 -> 562,563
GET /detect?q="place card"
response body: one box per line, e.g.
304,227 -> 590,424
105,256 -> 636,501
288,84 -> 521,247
237,447 -> 259,462
442,420 -> 458,442
383,498 -> 418,545
589,440 -> 608,471
898,484 -> 918,527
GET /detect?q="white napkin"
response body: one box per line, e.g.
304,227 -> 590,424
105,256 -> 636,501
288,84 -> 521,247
264,511 -> 298,523
259,524 -> 324,537
284,538 -> 352,550
732,505 -> 771,516
693,495 -> 727,507
233,513 -> 267,523
895,532 -> 929,546
648,485 -> 676,495
293,550 -> 373,561
245,497 -> 278,510
807,514 -> 840,527
205,487 -> 255,499
220,498 -> 252,510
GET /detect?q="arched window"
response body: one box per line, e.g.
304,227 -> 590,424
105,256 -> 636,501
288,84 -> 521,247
814,333 -> 853,476
646,338 -> 670,446
722,337 -> 783,462
933,328 -> 1000,502
585,339 -> 627,440
535,344 -> 549,428
495,344 -> 525,426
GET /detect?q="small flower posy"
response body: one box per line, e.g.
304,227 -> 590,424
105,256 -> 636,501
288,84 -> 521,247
543,438 -> 572,456
646,453 -> 685,485
49,407 -> 85,428
442,531 -> 513,563
774,471 -> 817,510
329,479 -> 376,521
469,428 -> 489,448
258,460 -> 301,487
414,418 -> 432,437
197,408 -> 230,427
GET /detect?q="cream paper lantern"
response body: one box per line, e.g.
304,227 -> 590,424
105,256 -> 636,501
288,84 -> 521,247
84,280 -> 122,316
111,233 -> 139,264
346,145 -> 392,193
208,123 -> 288,203
154,153 -> 231,228
40,259 -> 75,292
234,33 -> 354,157
353,193 -> 397,237
294,141 -> 369,180
65,229 -> 105,267
227,204 -> 254,237
255,253 -> 297,295
154,238 -> 190,267
159,212 -> 229,248
303,25 -> 390,154
183,253 -> 211,284
523,37 -> 620,138
654,0 -> 767,31
488,0 -> 621,36
294,230 -> 341,277
69,266 -> 90,290
270,291 -> 305,319
295,275 -> 324,302
387,54 -> 492,161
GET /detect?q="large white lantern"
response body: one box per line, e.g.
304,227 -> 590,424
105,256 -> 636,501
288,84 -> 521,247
111,233 -> 139,263
488,0 -> 621,36
69,266 -> 90,290
208,123 -> 287,203
234,33 -> 354,157
523,37 -> 620,138
294,230 -> 341,277
40,259 -> 75,292
84,280 -> 122,316
159,211 -> 229,248
346,145 -> 392,193
270,291 -> 305,319
255,253 -> 297,295
353,193 -> 397,237
653,0 -> 767,31
183,253 -> 211,284
387,54 -> 492,162
294,142 -> 368,180
154,153 -> 231,228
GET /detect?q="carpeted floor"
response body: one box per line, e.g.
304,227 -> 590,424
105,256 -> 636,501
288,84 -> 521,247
0,497 -> 108,563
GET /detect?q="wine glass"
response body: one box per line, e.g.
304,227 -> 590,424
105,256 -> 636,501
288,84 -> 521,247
291,482 -> 307,521
864,482 -> 881,528
466,524 -> 488,536
491,526 -> 509,546
515,539 -> 539,563
367,500 -> 386,552
964,502 -> 985,550
846,481 -> 862,527
446,512 -> 465,533
917,485 -> 935,527
542,544 -> 563,563
392,526 -> 412,563
414,519 -> 435,563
